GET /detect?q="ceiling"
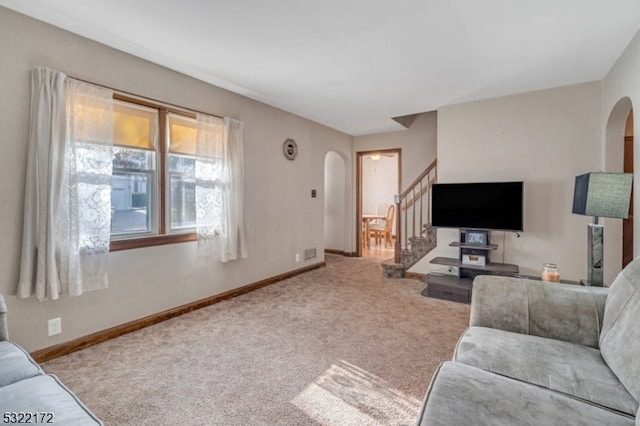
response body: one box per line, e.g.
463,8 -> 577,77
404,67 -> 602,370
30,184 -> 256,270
2,1 -> 640,136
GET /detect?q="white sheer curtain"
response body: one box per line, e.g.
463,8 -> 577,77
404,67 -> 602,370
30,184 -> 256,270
18,68 -> 67,300
222,117 -> 248,262
195,114 -> 247,261
17,68 -> 113,300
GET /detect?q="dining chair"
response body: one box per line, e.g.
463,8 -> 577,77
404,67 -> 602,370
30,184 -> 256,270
369,205 -> 395,247
373,203 -> 389,227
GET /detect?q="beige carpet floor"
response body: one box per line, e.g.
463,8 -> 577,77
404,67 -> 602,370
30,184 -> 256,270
43,255 -> 470,426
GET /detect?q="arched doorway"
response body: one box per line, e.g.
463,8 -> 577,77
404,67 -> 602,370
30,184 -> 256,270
324,151 -> 347,253
623,110 -> 634,267
604,97 -> 634,283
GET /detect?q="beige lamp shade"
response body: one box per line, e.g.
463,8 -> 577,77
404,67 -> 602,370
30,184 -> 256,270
113,100 -> 158,150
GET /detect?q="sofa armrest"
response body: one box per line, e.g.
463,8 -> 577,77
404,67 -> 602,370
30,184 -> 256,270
470,276 -> 608,348
0,294 -> 7,341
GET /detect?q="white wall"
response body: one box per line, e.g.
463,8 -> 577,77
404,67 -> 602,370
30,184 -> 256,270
0,7 -> 353,351
353,112 -> 437,247
603,28 -> 640,284
354,112 -> 438,191
410,82 -> 604,281
362,155 -> 398,215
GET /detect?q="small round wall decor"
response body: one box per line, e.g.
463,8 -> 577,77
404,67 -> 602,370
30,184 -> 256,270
283,138 -> 298,160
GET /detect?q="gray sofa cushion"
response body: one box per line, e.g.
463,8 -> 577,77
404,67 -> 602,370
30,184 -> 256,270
0,341 -> 44,387
600,257 -> 640,403
416,361 -> 635,426
0,375 -> 102,425
470,276 -> 606,348
455,326 -> 638,415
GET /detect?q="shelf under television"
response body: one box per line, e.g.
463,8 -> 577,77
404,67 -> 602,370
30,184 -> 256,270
430,256 -> 519,274
449,242 -> 499,250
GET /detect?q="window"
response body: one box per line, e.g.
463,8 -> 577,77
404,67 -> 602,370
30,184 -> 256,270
167,113 -> 197,230
110,96 -> 199,250
21,67 -> 246,287
111,100 -> 158,237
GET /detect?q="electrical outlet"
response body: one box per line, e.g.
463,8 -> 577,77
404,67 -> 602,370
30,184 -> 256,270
295,253 -> 301,262
48,318 -> 61,336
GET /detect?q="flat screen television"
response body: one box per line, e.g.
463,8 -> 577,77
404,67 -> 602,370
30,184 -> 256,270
431,181 -> 524,231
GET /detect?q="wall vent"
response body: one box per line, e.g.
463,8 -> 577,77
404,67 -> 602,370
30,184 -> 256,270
304,248 -> 317,260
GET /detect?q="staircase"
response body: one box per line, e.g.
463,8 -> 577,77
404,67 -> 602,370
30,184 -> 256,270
382,160 -> 438,278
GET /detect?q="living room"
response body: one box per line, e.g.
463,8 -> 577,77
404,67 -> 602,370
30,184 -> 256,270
1,2 -> 640,425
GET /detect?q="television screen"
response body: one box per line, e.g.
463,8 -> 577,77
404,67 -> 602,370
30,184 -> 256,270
431,181 -> 524,231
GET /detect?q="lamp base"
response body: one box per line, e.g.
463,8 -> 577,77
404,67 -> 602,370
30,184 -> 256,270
587,223 -> 604,287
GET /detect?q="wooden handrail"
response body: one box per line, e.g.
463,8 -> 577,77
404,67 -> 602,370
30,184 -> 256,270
394,159 -> 437,263
401,176 -> 437,211
400,159 -> 437,200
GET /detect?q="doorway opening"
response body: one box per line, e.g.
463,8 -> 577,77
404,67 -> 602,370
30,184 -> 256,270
356,149 -> 401,259
623,109 -> 634,268
605,97 -> 634,283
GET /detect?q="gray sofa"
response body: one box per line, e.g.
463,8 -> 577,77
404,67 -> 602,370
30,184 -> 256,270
416,257 -> 640,426
0,294 -> 102,425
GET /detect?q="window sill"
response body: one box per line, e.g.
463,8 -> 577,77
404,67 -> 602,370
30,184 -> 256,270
110,233 -> 196,251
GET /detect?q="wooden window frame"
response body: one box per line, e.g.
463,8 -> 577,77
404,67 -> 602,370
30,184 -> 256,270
110,94 -> 197,251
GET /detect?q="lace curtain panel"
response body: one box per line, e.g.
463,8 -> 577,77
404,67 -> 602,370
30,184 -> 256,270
195,114 -> 248,261
195,113 -> 225,257
61,78 -> 113,296
18,68 -> 113,300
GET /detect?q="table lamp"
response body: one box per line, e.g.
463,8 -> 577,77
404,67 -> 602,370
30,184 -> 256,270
572,172 -> 633,286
